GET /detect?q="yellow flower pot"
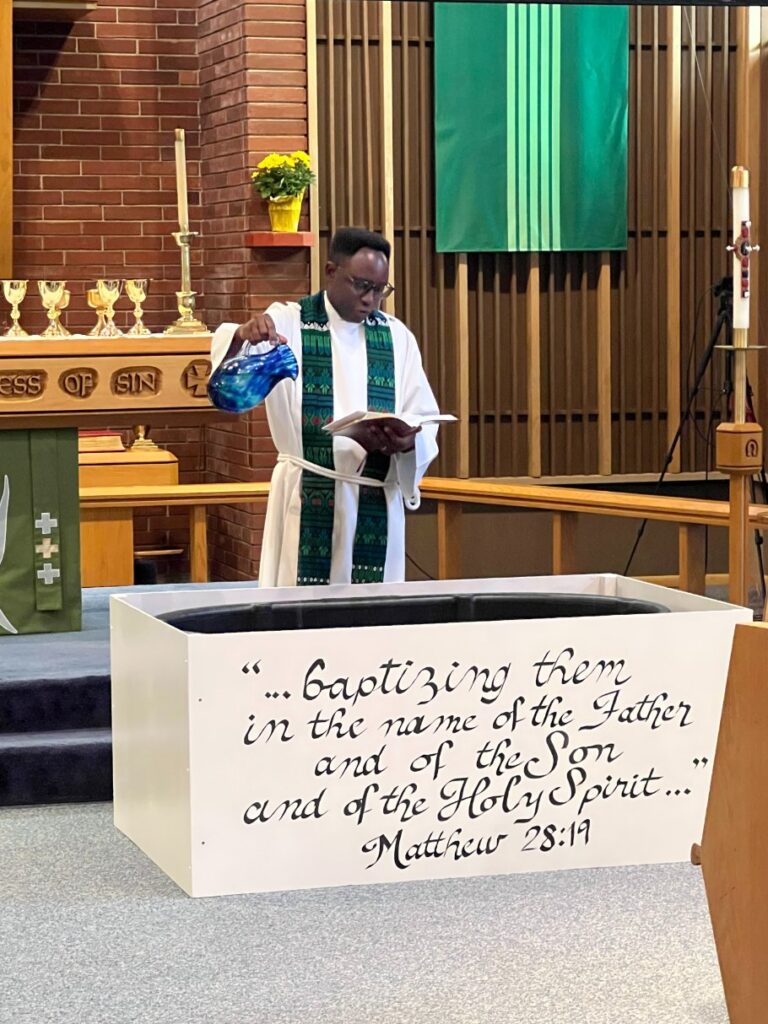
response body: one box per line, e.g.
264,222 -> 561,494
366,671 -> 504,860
268,192 -> 305,232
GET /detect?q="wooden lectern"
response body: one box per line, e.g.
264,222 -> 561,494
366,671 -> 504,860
79,447 -> 179,586
696,622 -> 768,1022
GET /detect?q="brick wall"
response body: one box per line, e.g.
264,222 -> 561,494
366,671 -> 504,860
12,1 -> 201,334
199,0 -> 311,581
11,0 -> 312,580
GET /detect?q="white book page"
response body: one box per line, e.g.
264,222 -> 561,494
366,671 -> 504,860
324,410 -> 457,434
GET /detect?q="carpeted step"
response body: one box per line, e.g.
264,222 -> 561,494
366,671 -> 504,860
0,728 -> 112,806
0,675 -> 111,734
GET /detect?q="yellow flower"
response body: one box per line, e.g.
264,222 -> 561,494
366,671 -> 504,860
290,150 -> 311,167
257,153 -> 290,170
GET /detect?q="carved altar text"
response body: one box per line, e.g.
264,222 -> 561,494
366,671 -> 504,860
0,371 -> 47,400
59,368 -> 98,399
111,366 -> 162,397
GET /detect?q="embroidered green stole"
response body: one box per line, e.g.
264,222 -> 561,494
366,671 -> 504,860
297,291 -> 395,586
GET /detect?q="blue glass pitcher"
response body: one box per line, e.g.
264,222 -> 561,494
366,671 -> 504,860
207,343 -> 299,413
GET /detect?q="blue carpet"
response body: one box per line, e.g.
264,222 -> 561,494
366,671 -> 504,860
0,583 -> 255,805
0,582 -> 256,684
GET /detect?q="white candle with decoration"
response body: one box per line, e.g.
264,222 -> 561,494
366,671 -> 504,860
729,167 -> 755,424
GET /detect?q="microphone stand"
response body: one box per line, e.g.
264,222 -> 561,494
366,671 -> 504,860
623,280 -> 732,577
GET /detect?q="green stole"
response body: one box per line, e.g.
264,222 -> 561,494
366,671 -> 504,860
297,291 -> 395,586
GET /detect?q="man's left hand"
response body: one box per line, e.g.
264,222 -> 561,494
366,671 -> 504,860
346,420 -> 421,456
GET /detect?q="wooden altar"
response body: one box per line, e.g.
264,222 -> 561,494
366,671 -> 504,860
0,333 -> 220,599
0,334 -> 216,429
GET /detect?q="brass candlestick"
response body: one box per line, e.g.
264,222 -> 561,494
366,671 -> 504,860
126,279 -> 151,336
38,281 -> 70,338
166,230 -> 208,335
130,424 -> 160,451
2,280 -> 28,339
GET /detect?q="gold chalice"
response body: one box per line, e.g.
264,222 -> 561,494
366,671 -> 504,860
96,278 -> 123,337
86,287 -> 108,337
2,280 -> 29,339
38,280 -> 70,338
125,279 -> 150,336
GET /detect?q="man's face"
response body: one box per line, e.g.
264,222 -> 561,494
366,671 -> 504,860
325,247 -> 392,323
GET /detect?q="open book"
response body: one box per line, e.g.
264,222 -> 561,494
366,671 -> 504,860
323,410 -> 457,437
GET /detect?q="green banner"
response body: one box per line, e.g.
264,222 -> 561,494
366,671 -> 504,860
435,3 -> 628,252
0,429 -> 81,636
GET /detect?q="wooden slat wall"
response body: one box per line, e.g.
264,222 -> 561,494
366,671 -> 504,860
315,3 -> 761,481
392,2 -> 459,475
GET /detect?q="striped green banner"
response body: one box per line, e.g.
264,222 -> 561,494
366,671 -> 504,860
435,3 -> 628,252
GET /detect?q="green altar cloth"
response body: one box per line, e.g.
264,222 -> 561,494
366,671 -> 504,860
0,429 -> 81,636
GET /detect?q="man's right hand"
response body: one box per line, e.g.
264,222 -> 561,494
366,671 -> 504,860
234,313 -> 288,348
222,312 -> 288,364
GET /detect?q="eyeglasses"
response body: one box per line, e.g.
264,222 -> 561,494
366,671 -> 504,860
341,271 -> 395,300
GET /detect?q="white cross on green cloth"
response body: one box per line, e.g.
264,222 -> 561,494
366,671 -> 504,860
36,563 -> 61,586
35,512 -> 59,535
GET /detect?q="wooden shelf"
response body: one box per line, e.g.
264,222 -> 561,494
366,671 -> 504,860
245,231 -> 315,248
12,1 -> 96,21
135,548 -> 185,558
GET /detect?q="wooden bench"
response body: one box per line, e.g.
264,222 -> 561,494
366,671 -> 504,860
79,477 -> 768,598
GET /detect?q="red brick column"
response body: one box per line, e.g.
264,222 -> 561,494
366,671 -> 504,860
199,0 -> 311,580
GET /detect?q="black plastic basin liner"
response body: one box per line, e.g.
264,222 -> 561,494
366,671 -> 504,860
158,592 -> 668,634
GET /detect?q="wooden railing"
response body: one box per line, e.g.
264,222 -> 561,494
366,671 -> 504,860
421,478 -> 768,595
79,477 -> 768,598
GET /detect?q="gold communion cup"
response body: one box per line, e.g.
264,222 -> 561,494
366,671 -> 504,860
125,279 -> 151,336
96,278 -> 123,337
86,287 -> 108,337
38,280 -> 70,338
2,280 -> 29,339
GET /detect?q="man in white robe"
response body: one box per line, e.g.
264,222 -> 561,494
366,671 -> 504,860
210,227 -> 440,587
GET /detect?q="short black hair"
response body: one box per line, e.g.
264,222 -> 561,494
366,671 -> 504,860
328,227 -> 391,263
